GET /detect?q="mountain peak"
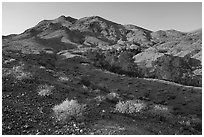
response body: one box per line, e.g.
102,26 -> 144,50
54,15 -> 77,23
76,15 -> 120,25
56,15 -> 67,20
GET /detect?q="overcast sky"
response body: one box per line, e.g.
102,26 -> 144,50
2,2 -> 202,35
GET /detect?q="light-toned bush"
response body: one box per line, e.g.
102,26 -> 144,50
115,100 -> 147,114
106,92 -> 120,102
58,76 -> 70,82
153,104 -> 169,112
39,66 -> 46,69
14,65 -> 32,80
148,104 -> 173,119
2,68 -> 12,77
92,89 -> 101,93
177,115 -> 202,129
38,84 -> 54,96
94,95 -> 106,102
52,99 -> 86,122
54,72 -> 70,82
3,63 -> 32,80
82,85 -> 88,90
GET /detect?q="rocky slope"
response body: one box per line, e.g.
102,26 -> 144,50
2,15 -> 202,135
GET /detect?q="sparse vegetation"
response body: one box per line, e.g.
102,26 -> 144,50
2,62 -> 32,80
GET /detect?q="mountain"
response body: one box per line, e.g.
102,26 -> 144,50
2,15 -> 202,86
2,15 -> 202,135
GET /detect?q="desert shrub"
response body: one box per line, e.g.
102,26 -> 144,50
106,92 -> 120,103
94,95 -> 106,102
37,84 -> 54,96
177,115 -> 202,132
54,72 -> 70,82
58,76 -> 70,82
39,66 -> 46,69
148,104 -> 173,120
52,99 -> 86,122
82,85 -> 88,90
3,63 -> 32,80
92,89 -> 101,93
115,100 -> 147,114
2,68 -> 12,77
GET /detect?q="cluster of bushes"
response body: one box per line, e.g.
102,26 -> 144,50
50,91 -> 201,133
114,98 -> 201,133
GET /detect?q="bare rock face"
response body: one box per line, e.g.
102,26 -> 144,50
151,30 -> 186,44
124,24 -> 153,47
154,54 -> 201,86
131,28 -> 201,87
70,16 -> 127,44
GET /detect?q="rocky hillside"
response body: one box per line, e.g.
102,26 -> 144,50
3,15 -> 202,87
2,15 -> 202,135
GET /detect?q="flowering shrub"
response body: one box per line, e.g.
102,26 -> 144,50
52,99 -> 86,122
38,84 -> 54,96
115,100 -> 147,114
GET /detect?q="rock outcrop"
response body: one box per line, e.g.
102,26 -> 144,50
133,52 -> 201,87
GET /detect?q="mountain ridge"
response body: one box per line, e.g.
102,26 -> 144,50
3,15 -> 201,36
2,15 -> 202,87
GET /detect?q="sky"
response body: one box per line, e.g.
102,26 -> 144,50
2,2 -> 202,35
